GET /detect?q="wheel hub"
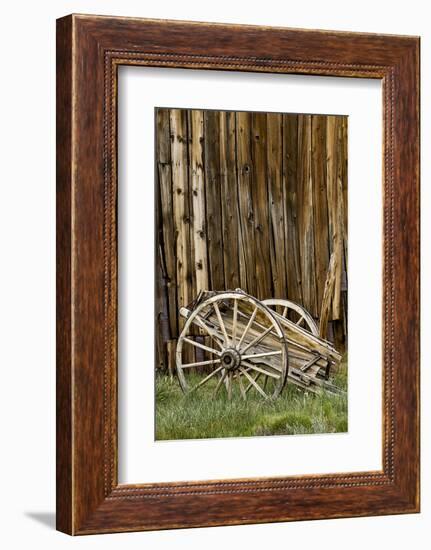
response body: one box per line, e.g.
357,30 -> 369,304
220,348 -> 241,371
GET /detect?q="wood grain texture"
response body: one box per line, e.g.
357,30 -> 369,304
56,14 -> 420,535
251,112 -> 272,299
170,109 -> 192,310
283,114 -> 303,305
297,114 -> 318,316
219,110 -> 241,290
204,110 -> 225,291
319,252 -> 337,339
312,115 -> 330,309
267,113 -> 287,299
236,111 -> 257,295
188,109 -> 209,294
326,116 -> 338,317
156,108 -> 177,337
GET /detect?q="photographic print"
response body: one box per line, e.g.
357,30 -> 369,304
155,107 -> 347,441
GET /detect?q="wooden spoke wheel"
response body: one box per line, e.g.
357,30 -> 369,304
262,298 -> 319,336
176,291 -> 289,400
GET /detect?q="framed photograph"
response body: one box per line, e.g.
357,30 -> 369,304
56,14 -> 420,534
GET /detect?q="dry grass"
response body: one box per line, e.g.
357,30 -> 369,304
155,356 -> 347,440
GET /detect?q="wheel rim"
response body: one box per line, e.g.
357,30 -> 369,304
262,298 -> 318,336
176,291 -> 288,399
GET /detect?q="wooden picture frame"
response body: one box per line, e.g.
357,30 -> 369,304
56,14 -> 420,535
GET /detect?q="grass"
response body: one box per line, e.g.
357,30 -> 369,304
155,356 -> 348,440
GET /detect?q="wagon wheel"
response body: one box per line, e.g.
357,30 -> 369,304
262,298 -> 319,336
176,291 -> 289,400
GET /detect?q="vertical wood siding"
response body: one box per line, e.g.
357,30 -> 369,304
155,108 -> 348,367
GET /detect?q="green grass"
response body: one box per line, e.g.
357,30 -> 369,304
155,356 -> 348,440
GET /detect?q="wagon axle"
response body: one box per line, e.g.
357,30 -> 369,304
220,348 -> 242,371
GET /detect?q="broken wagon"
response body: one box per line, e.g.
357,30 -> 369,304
175,287 -> 343,400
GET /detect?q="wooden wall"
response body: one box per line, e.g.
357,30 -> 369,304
155,108 -> 348,370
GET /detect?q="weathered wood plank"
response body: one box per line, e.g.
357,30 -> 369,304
188,109 -> 208,294
340,116 -> 348,342
170,109 -> 192,310
332,117 -> 345,319
236,111 -> 257,296
341,117 -> 348,264
251,112 -> 272,300
166,339 -> 176,378
155,247 -> 166,369
267,113 -> 287,299
319,252 -> 337,340
333,320 -> 345,352
219,111 -> 240,290
326,116 -> 337,250
326,115 -> 342,320
283,114 -> 302,305
311,115 -> 330,311
297,114 -> 317,316
156,108 -> 177,337
204,110 -> 225,290
155,243 -> 171,369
